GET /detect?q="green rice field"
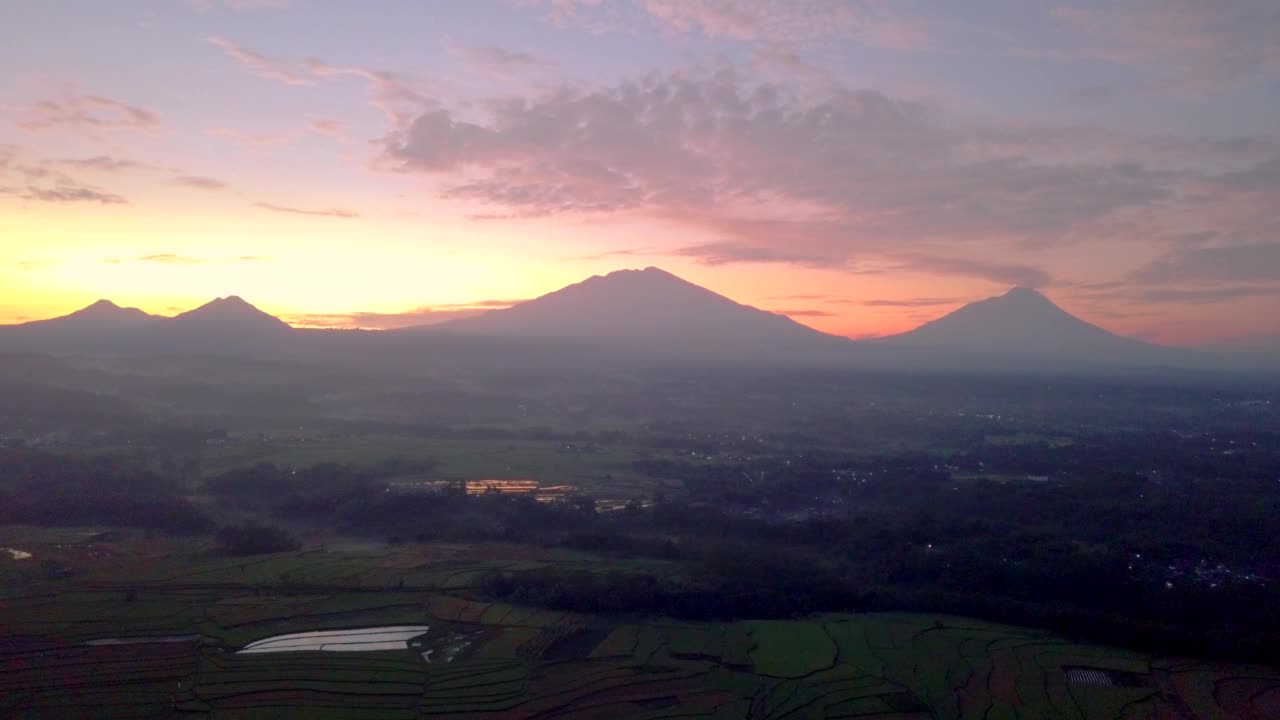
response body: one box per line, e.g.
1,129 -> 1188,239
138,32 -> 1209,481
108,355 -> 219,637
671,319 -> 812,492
2,527 -> 1277,719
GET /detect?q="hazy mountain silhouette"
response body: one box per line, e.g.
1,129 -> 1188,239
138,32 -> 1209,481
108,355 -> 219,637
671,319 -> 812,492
0,277 -> 1255,373
441,267 -> 852,361
876,287 -> 1175,366
172,296 -> 292,333
1,296 -> 290,357
19,299 -> 160,332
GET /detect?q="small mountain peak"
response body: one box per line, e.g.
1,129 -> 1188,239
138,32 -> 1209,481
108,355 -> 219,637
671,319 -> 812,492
598,266 -> 674,277
993,286 -> 1061,309
1000,286 -> 1049,301
76,299 -> 150,318
595,266 -> 686,285
23,299 -> 158,327
190,295 -> 258,312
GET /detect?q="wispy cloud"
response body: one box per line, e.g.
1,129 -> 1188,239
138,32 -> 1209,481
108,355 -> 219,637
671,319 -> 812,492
1049,1 -> 1280,93
104,253 -> 266,265
562,247 -> 660,261
446,40 -> 553,78
139,254 -> 203,264
307,118 -> 347,135
253,201 -> 360,218
774,308 -> 838,317
284,298 -> 526,330
304,58 -> 431,125
18,95 -> 161,133
18,185 -> 128,204
206,36 -> 311,85
527,0 -> 929,49
11,164 -> 73,183
202,35 -> 429,124
860,297 -> 965,308
895,255 -> 1052,288
1126,243 -> 1280,286
1128,285 -> 1280,304
189,0 -> 289,10
14,259 -> 57,271
672,242 -> 849,269
206,127 -> 294,147
59,155 -> 148,172
104,255 -> 197,265
173,175 -> 228,191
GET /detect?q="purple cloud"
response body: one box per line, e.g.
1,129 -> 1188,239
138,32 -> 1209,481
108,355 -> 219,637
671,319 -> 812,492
447,40 -> 553,78
1050,1 -> 1280,92
380,71 -> 1218,283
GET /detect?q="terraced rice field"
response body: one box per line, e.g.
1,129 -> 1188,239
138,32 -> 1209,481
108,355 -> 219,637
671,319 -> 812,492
2,537 -> 1277,719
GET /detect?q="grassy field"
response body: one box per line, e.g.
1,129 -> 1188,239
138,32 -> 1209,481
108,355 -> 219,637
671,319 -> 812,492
2,526 -> 1277,719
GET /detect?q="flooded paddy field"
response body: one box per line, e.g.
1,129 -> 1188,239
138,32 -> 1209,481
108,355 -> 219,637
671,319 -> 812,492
239,626 -> 431,653
389,477 -> 577,501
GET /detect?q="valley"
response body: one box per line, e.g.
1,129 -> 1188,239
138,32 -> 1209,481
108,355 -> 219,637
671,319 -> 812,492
1,269 -> 1277,719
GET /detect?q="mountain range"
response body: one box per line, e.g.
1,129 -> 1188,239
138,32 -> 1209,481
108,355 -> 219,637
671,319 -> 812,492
21,296 -> 288,334
0,268 -> 1255,374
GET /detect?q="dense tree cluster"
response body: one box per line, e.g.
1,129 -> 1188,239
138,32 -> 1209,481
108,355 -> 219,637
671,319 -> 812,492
215,521 -> 301,555
0,448 -> 211,533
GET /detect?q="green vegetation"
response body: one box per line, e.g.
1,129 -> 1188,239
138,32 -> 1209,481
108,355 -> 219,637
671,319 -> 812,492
2,528 -> 1276,719
749,620 -> 836,677
5,364 -> 1280,718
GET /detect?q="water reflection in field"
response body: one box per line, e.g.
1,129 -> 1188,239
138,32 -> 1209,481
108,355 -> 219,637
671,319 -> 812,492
237,626 -> 431,653
390,478 -> 575,501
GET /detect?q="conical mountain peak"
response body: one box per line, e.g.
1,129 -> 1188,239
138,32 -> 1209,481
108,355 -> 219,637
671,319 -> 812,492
881,286 -> 1165,364
64,299 -> 152,322
443,266 -> 849,359
174,296 -> 291,331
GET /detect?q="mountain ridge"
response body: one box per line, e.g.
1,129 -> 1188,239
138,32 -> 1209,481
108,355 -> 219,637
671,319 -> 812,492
0,271 -> 1254,372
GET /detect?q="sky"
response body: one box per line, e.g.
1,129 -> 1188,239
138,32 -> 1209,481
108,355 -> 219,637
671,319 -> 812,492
2,0 -> 1279,345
